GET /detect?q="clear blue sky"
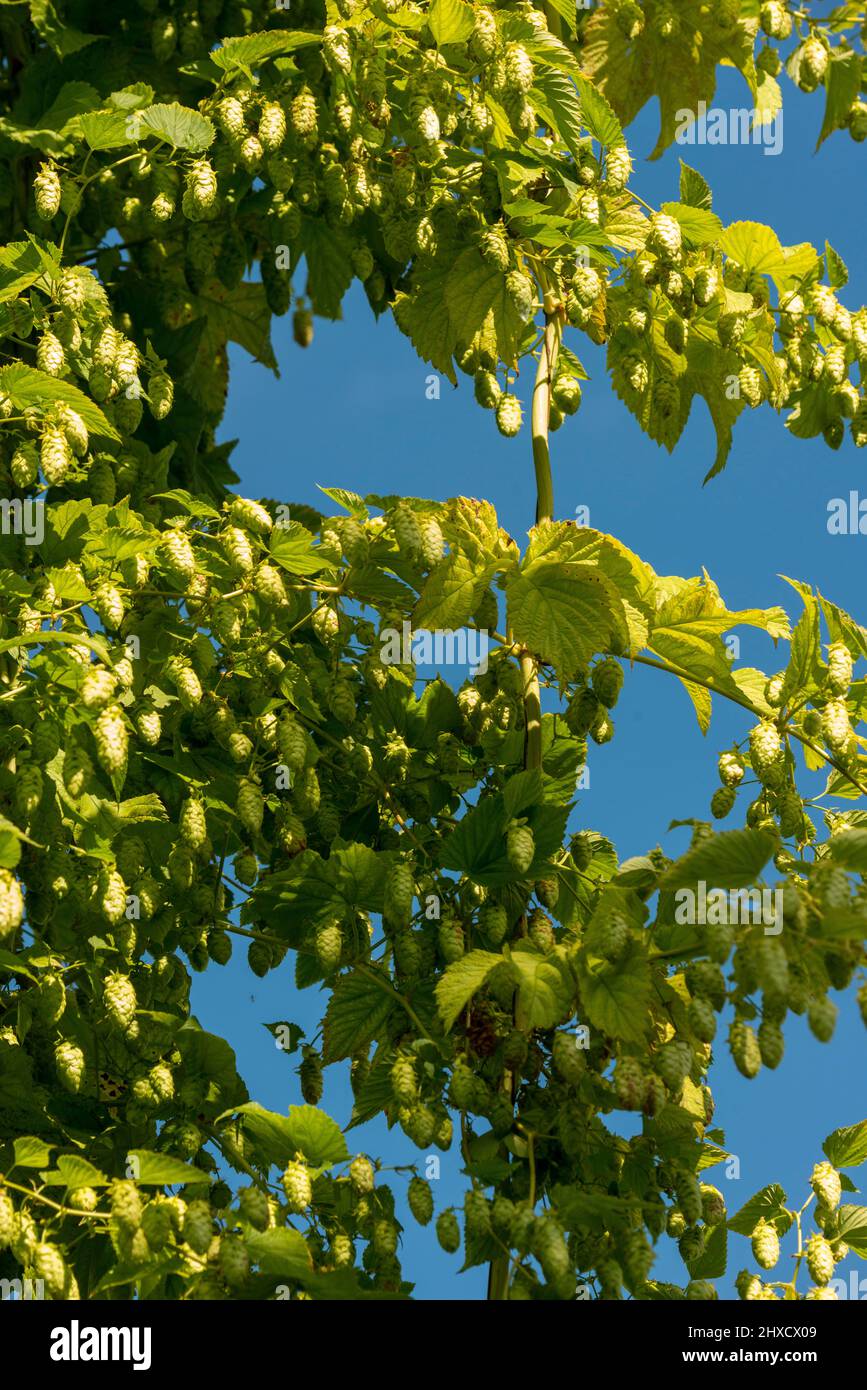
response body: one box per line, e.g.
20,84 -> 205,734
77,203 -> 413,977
192,70 -> 867,1299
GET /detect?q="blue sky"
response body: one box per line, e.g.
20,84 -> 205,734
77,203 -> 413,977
192,68 -> 867,1299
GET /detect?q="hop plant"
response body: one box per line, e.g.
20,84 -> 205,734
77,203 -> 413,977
506,820 -> 534,873
591,657 -> 624,709
55,1039 -> 85,1093
408,1176 -> 434,1226
710,786 -> 736,819
237,780 -> 264,834
149,372 -> 174,420
0,869 -> 24,941
615,1057 -> 646,1111
729,1020 -> 761,1079
281,1161 -> 312,1213
384,862 -> 415,925
749,721 -> 784,784
751,1219 -> 780,1270
571,264 -> 602,308
104,971 -> 137,1030
805,1233 -> 835,1286
183,1200 -> 213,1254
760,1 -> 791,38
299,1048 -> 323,1105
349,1154 -> 375,1194
277,716 -> 307,771
808,995 -> 838,1042
40,424 -> 71,485
184,159 -> 218,218
821,697 -> 851,752
799,35 -> 829,90
37,330 -> 65,377
810,1161 -> 842,1211
436,1209 -> 461,1254
314,920 -> 343,972
504,43 -> 534,94
34,163 -> 62,219
495,394 -> 523,438
95,705 -> 128,777
179,798 -> 208,850
739,365 -> 764,408
827,642 -> 853,695
99,869 -> 128,924
647,212 -> 683,261
552,1031 -> 586,1086
606,143 -> 632,191
693,264 -> 720,305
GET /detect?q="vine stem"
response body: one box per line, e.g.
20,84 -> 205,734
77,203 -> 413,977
487,308 -> 560,1303
625,652 -> 867,797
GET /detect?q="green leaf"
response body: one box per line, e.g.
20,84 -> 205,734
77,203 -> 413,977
444,246 -> 525,368
192,279 -> 277,372
441,794 -> 568,886
552,1185 -> 641,1232
13,1135 -> 54,1168
661,828 -> 778,891
269,522 -> 329,576
284,1105 -> 348,1167
823,1121 -> 867,1170
318,485 -> 367,518
78,110 -> 137,151
753,72 -> 782,130
244,1227 -> 311,1279
825,242 -> 848,291
679,161 -> 712,211
719,222 -> 818,292
302,220 -> 354,320
126,1150 -> 209,1185
510,944 -> 574,1029
506,559 -> 623,680
817,51 -> 862,149
574,75 -> 622,147
0,830 -> 21,869
531,71 -> 584,160
727,1184 -> 792,1237
0,363 -> 119,441
576,945 -> 651,1042
414,550 -> 497,631
40,1155 -> 108,1188
837,1205 -> 867,1256
659,202 -> 723,248
0,629 -> 110,660
435,950 -> 505,1031
827,830 -> 867,873
688,1221 -> 727,1280
427,0 -> 474,46
229,1102 -> 348,1168
136,103 -> 214,151
0,239 -> 58,303
210,29 -> 321,73
392,265 -> 458,383
29,0 -> 97,57
322,970 -> 396,1062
